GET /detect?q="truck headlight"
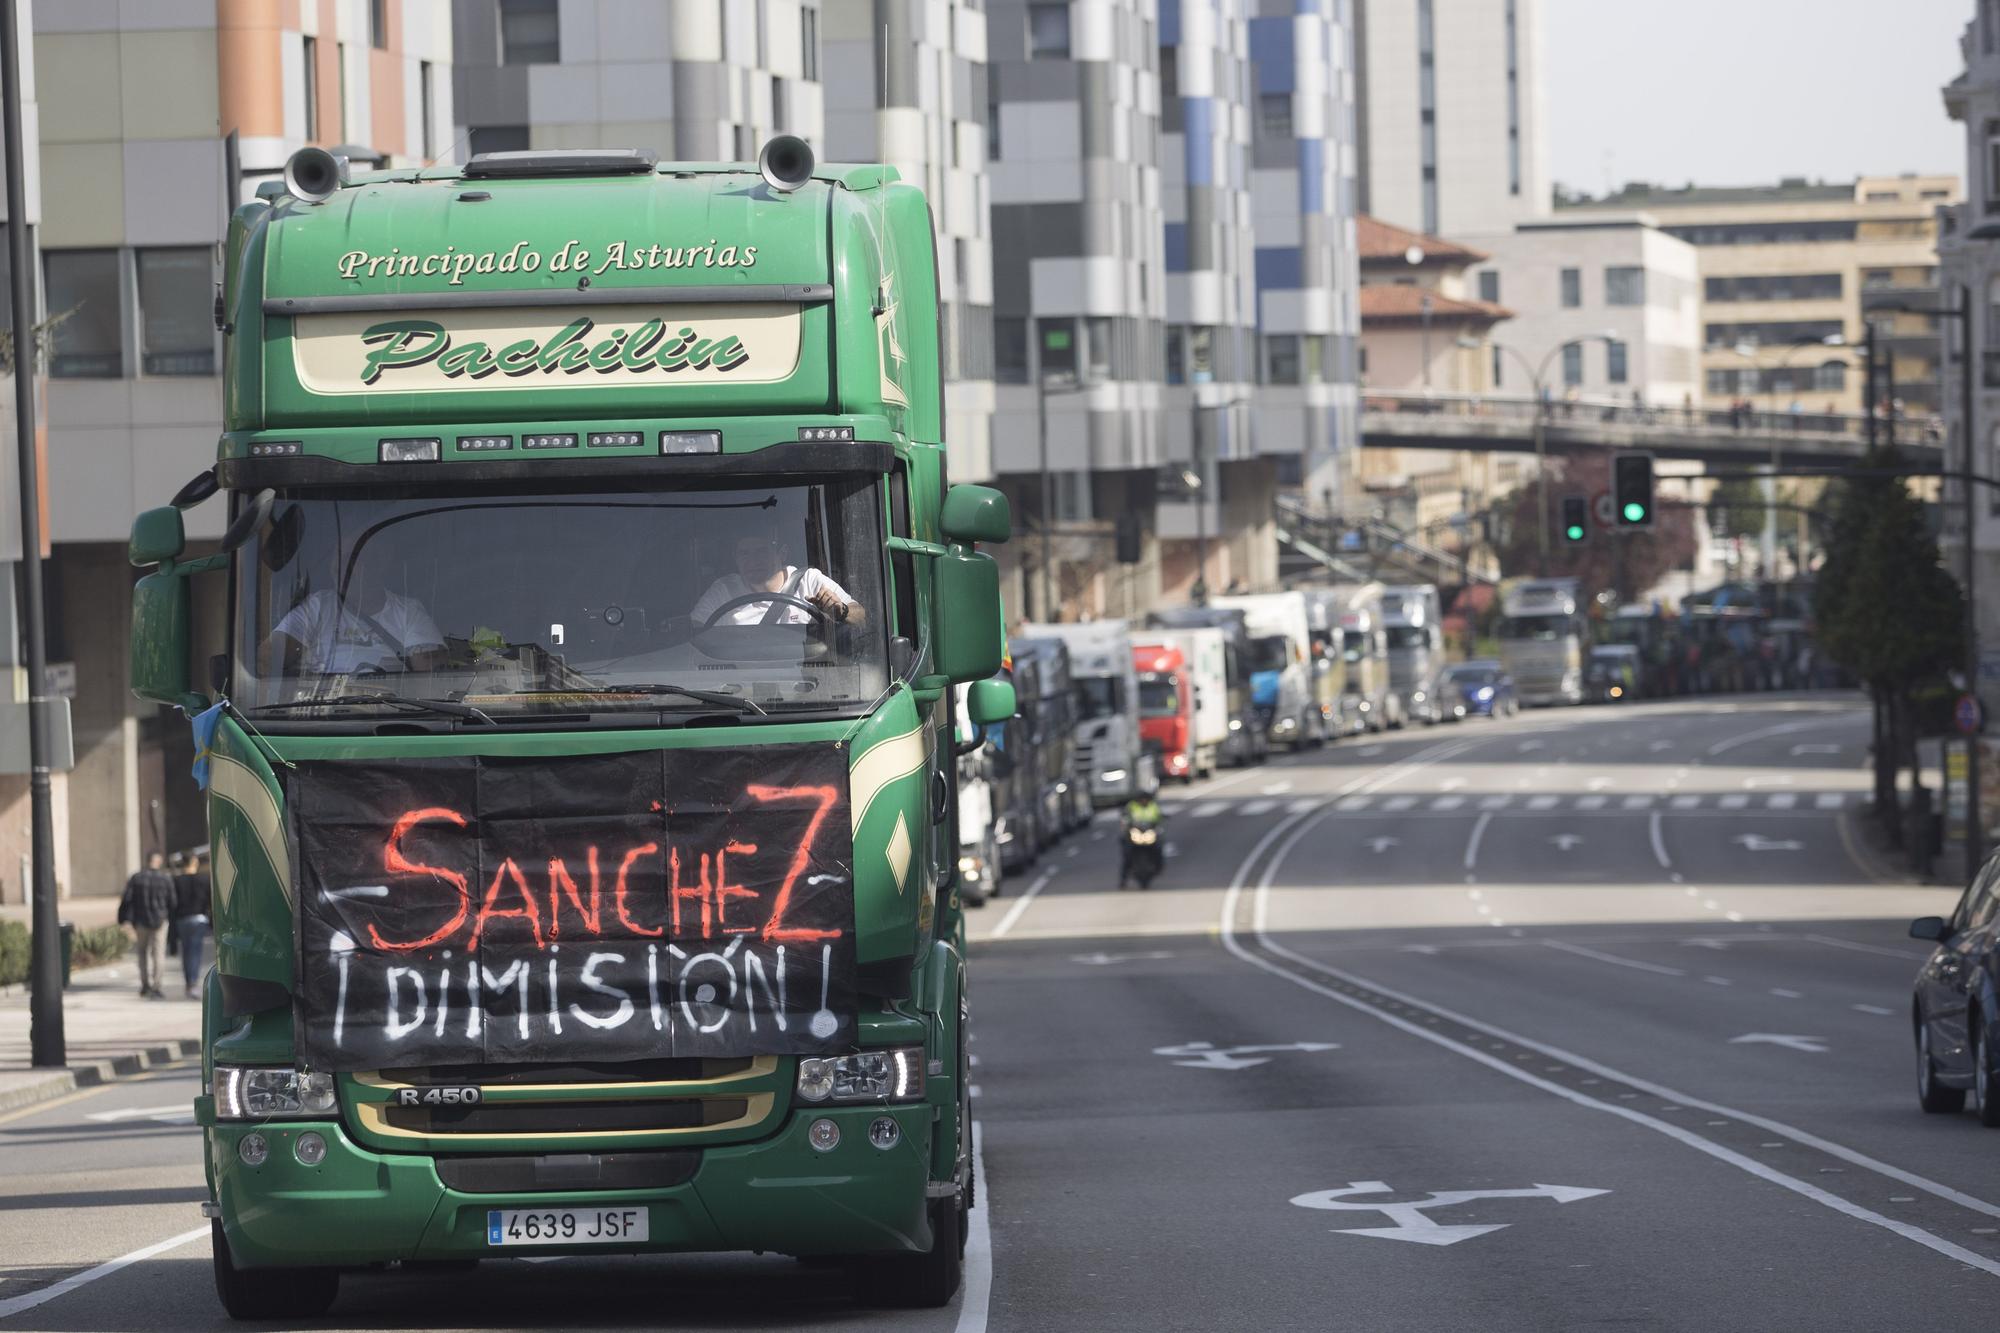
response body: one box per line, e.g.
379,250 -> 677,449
215,1067 -> 339,1121
958,853 -> 985,880
795,1047 -> 927,1104
1100,769 -> 1128,784
1228,719 -> 1243,732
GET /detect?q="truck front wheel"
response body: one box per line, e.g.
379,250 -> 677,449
210,1220 -> 340,1321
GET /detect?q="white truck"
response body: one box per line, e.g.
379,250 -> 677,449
1381,585 -> 1445,725
1139,626 -> 1231,779
952,683 -> 1003,904
1018,620 -> 1151,806
1499,577 -> 1588,706
1304,584 -> 1399,732
1210,591 -> 1322,749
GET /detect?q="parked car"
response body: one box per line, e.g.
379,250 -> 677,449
1438,661 -> 1518,720
1911,867 -> 2000,1125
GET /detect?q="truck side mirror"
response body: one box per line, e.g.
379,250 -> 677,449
131,567 -> 192,707
130,506 -> 186,567
940,484 -> 1011,545
966,678 -> 1016,727
933,549 -> 1005,683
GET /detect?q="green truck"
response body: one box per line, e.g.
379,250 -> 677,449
128,139 -> 1013,1319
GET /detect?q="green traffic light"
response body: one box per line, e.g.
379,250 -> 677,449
1622,502 -> 1646,522
1565,525 -> 1585,541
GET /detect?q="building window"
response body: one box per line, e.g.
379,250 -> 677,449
1478,270 -> 1500,304
44,249 -> 123,379
1491,343 -> 1503,388
802,5 -> 820,81
1029,4 -> 1070,59
500,0 -> 561,65
773,77 -> 790,132
1165,326 -> 1186,385
1188,326 -> 1215,383
1561,342 -> 1582,387
1605,266 -> 1645,306
1559,268 -> 1580,309
995,316 -> 1028,384
1605,339 -> 1628,385
1705,319 -> 1844,349
1358,344 -> 1368,375
1303,334 -> 1326,384
469,125 -> 530,156
137,248 -> 215,376
419,61 -> 435,159
1037,317 -> 1076,380
1259,94 -> 1293,141
370,0 -> 389,48
302,36 -> 319,140
1265,334 -> 1301,385
1811,360 -> 1846,392
1085,316 -> 1113,381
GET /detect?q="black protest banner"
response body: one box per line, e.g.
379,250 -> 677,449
289,746 -> 854,1071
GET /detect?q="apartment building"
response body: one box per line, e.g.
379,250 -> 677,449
29,0 -> 453,897
1559,175 -> 1960,417
1353,0 -> 1549,237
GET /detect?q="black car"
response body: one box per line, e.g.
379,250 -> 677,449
1910,869 -> 2000,1125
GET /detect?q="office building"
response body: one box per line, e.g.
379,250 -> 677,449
1559,175 -> 1960,417
1353,0 -> 1549,237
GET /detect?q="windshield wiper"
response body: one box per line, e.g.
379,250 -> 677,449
244,695 -> 494,724
535,684 -> 767,715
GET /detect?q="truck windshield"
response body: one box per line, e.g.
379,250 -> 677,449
233,476 -> 889,721
1137,674 -> 1180,718
1500,614 -> 1571,642
1075,677 -> 1125,720
1386,626 -> 1428,650
1246,636 -> 1289,673
1341,629 -> 1369,663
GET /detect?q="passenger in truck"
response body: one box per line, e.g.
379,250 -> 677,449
263,568 -> 449,677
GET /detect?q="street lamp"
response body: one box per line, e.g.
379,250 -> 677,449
1188,393 -> 1254,603
1492,331 -> 1620,575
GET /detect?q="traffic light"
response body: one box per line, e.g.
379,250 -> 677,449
1560,495 -> 1588,544
1613,452 -> 1655,529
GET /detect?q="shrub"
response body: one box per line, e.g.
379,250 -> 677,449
0,920 -> 28,987
70,925 -> 131,969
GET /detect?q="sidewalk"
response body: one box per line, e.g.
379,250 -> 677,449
0,954 -> 202,1113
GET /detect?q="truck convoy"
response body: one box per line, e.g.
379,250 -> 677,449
1010,636 -> 1090,839
1380,585 -> 1444,726
1018,620 -> 1149,805
1144,606 -> 1266,767
1499,577 -> 1589,706
1210,592 -> 1321,749
1132,628 -> 1228,781
989,651 -> 1043,874
130,140 -> 1013,1317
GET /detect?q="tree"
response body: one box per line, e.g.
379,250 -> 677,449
1815,446 -> 1965,833
1488,453 -> 1697,603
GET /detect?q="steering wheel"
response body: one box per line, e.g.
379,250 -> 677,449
698,592 -> 835,630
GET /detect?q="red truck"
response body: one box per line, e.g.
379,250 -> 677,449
1133,641 -> 1196,783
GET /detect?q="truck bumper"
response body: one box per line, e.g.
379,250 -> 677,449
209,1103 -> 936,1269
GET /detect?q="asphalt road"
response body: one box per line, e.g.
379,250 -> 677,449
3,693 -> 1990,1331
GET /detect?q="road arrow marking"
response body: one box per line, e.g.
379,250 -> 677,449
1366,836 -> 1401,853
1549,833 -> 1584,851
1291,1181 -> 1609,1246
1153,1040 -> 1340,1071
1733,834 -> 1803,852
1790,743 -> 1840,756
1729,1033 -> 1828,1053
1071,950 -> 1177,966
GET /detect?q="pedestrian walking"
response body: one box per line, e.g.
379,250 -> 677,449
173,852 -> 212,1000
117,851 -> 176,999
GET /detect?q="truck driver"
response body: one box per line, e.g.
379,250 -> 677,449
691,534 -> 867,628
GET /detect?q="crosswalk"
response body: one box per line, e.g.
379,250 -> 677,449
1153,790 -> 1866,819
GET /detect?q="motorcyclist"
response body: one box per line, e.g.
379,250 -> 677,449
1118,780 -> 1165,890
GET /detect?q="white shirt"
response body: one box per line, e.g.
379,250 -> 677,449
272,589 -> 446,674
690,567 -> 854,627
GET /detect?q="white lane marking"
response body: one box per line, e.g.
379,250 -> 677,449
1382,796 -> 1418,812
952,1119 -> 993,1333
1478,795 -> 1512,810
1766,793 -> 1798,811
1517,740 -> 1545,752
1648,811 -> 1673,872
1852,1004 -> 1895,1016
1730,1033 -> 1828,1053
1191,802 -> 1230,818
1463,812 -> 1494,873
1734,834 -> 1803,852
1670,795 -> 1701,810
1718,794 -> 1749,810
1071,950 -> 1177,966
1439,777 -> 1468,792
1357,745 -> 1385,757
1771,988 -> 1804,999
1804,934 -> 1928,961
1585,776 -> 1613,792
1621,795 -> 1655,810
1815,793 -> 1846,810
1575,795 -> 1607,810
1527,794 -> 1560,811
83,1104 -> 193,1124
1649,740 -> 1676,752
1262,781 -> 1295,796
1743,775 -> 1795,789
1549,833 -> 1584,851
1223,819 -> 2000,1280
1544,939 -> 1686,977
1791,743 -> 1841,757
1336,796 -> 1374,812
1430,796 -> 1465,811
0,1226 -> 209,1320
1367,837 -> 1401,854
1288,798 -> 1321,815
1239,799 -> 1279,816
1707,717 -> 1859,757
988,867 -> 1058,940
1705,976 -> 1733,986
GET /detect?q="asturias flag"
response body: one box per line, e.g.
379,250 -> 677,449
190,700 -> 226,790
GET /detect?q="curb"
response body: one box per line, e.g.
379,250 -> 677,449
0,1038 -> 201,1114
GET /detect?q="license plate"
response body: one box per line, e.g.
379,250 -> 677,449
486,1207 -> 649,1247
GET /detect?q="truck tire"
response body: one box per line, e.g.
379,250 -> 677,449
210,1221 -> 340,1321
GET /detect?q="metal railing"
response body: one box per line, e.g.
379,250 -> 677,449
1360,390 -> 1908,442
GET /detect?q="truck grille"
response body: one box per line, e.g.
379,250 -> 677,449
384,1097 -> 750,1136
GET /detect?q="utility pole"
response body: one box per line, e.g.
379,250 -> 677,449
1036,362 -> 1053,621
3,0 -> 63,1066
1955,284 -> 1982,878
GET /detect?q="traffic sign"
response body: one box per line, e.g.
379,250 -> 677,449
1955,693 -> 1983,735
1592,490 -> 1614,531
